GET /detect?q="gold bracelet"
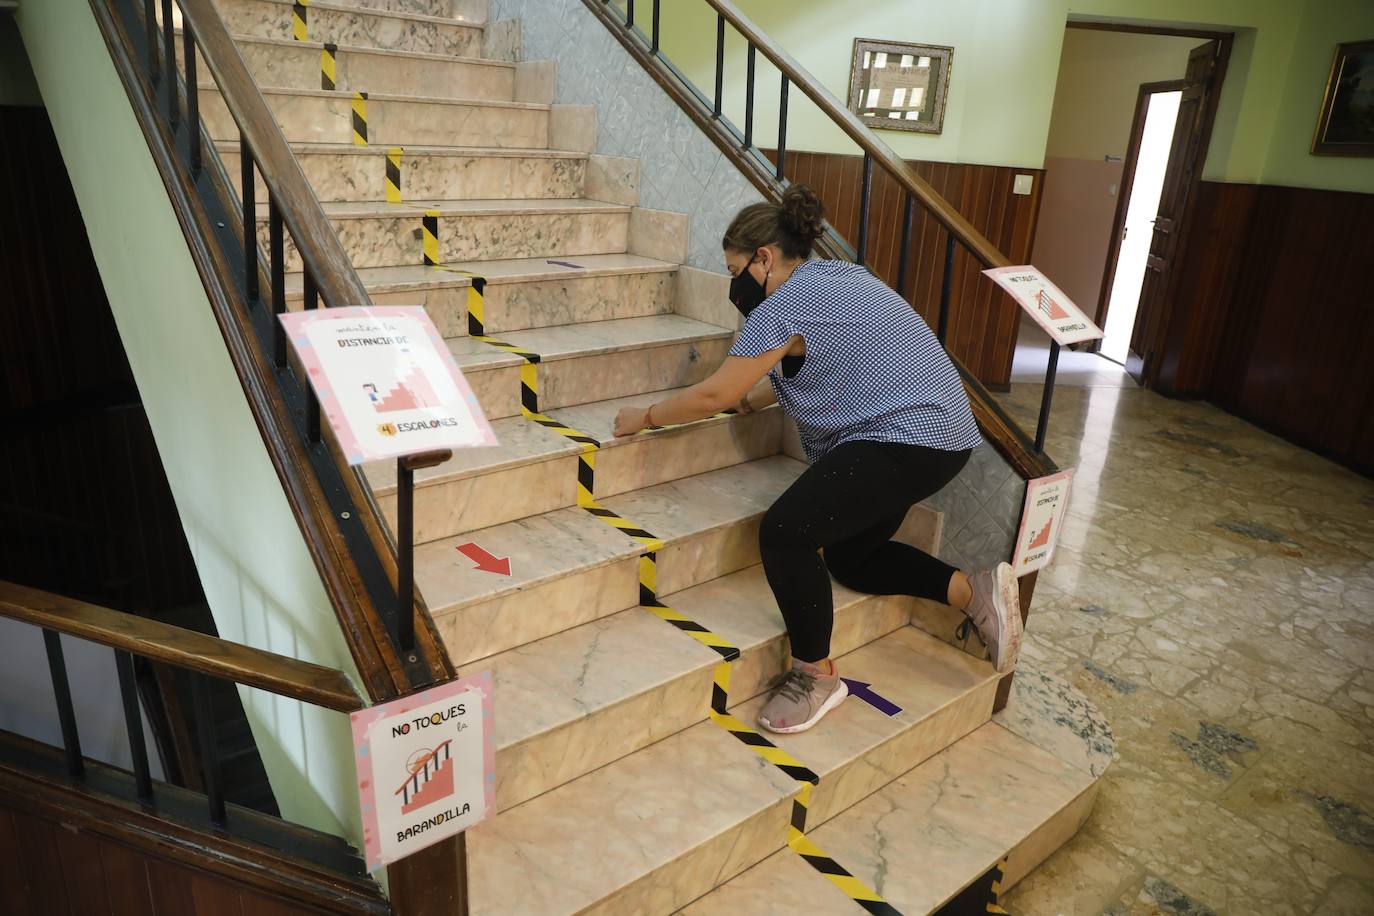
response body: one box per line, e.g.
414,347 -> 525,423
645,405 -> 660,429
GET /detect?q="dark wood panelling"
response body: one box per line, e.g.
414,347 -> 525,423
1158,180 -> 1374,475
766,150 -> 1044,388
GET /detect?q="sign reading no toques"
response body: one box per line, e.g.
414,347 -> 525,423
279,306 -> 496,464
1012,469 -> 1074,575
982,266 -> 1103,347
351,672 -> 495,871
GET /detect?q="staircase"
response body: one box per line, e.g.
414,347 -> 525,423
198,0 -> 1112,911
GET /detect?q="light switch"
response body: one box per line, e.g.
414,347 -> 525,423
1013,174 -> 1034,195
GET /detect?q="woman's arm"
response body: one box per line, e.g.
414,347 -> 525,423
736,377 -> 779,414
612,342 -> 791,436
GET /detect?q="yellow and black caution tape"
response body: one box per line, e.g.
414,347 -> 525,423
320,42 -> 337,91
438,257 -> 899,914
351,91 -> 369,146
985,857 -> 1010,914
385,147 -> 404,204
291,0 -> 308,41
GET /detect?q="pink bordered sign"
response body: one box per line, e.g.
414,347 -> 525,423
983,266 -> 1103,347
350,671 -> 496,872
279,306 -> 496,464
1012,468 -> 1074,575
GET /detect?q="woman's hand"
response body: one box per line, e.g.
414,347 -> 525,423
613,406 -> 652,438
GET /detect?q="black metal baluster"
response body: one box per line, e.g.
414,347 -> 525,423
304,269 -> 321,443
856,154 -> 873,266
650,0 -> 659,53
269,197 -> 286,368
896,192 -> 914,299
114,650 -> 154,803
625,0 -> 634,29
240,136 -> 258,302
713,14 -> 725,118
183,23 -> 201,174
743,44 -> 756,148
42,630 -> 83,779
776,77 -> 789,180
396,458 -> 416,651
161,0 -> 177,129
1035,343 -> 1061,453
191,675 -> 226,825
937,233 -> 956,343
144,0 -> 160,83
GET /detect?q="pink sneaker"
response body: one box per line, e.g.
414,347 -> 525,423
758,659 -> 848,734
958,563 -> 1023,672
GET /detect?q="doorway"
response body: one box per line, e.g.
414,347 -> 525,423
1100,85 -> 1182,363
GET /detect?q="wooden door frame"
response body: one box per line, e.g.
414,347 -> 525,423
1092,78 -> 1187,342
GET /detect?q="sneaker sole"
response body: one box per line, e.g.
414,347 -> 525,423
993,562 -> 1023,673
758,679 -> 850,735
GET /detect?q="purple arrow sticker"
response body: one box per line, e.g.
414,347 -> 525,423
842,679 -> 902,717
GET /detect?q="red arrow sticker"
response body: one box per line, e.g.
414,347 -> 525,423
455,543 -> 512,577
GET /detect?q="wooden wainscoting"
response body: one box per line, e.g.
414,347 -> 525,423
1157,180 -> 1374,475
766,150 -> 1044,389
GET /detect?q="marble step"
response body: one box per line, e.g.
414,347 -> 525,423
220,141 -> 585,203
443,314 -> 733,421
415,456 -> 806,665
465,626 -> 1005,914
365,390 -> 782,543
282,255 -> 677,339
254,198 -> 629,272
316,0 -> 487,24
684,674 -> 1111,915
200,85 -> 549,148
212,0 -> 484,55
225,35 -> 514,101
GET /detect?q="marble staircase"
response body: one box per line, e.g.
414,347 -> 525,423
205,0 -> 1111,911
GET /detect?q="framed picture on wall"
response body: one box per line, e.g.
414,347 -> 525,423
1312,38 -> 1374,156
847,38 -> 953,135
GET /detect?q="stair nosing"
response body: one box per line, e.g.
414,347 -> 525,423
215,139 -> 586,159
253,199 -> 632,220
226,32 -> 509,67
234,0 -> 485,30
199,82 -> 550,111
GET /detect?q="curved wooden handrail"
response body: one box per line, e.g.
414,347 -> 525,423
696,0 -> 1012,271
0,581 -> 365,713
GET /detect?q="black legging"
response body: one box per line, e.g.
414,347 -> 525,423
759,440 -> 972,662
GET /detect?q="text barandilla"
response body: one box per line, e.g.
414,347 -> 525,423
398,803 -> 473,843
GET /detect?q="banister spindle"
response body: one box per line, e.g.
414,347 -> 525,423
269,197 -> 286,368
744,43 -> 756,149
42,630 -> 83,779
856,154 -> 873,266
651,0 -> 660,53
896,192 -> 914,299
183,22 -> 201,174
304,269 -> 321,443
625,0 -> 634,29
713,14 -> 725,118
937,233 -> 956,343
776,76 -> 789,180
1035,343 -> 1061,452
191,675 -> 226,825
240,136 -> 258,303
144,0 -> 160,83
161,0 -> 177,129
114,650 -> 154,803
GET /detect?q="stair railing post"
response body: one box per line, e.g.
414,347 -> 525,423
42,630 -> 83,779
776,76 -> 788,180
240,135 -> 258,303
1035,342 -> 1061,453
743,43 -> 756,149
183,21 -> 201,175
713,13 -> 725,118
191,673 -> 226,825
937,233 -> 956,344
115,649 -> 155,803
144,0 -> 160,83
896,192 -> 914,300
160,0 -> 177,129
856,153 -> 873,266
395,451 -> 451,654
268,196 -> 286,368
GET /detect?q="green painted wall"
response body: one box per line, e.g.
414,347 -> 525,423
14,0 -> 371,857
660,0 -> 1373,192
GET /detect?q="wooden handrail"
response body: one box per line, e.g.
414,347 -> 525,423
695,0 -> 1012,271
175,0 -> 368,310
0,581 -> 365,713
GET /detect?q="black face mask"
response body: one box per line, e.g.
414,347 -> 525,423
728,253 -> 769,318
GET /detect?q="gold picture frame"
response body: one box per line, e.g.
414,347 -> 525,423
847,38 -> 953,135
1312,38 -> 1374,157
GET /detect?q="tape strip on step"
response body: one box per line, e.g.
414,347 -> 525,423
352,91 -> 369,146
446,261 -> 895,914
292,0 -> 308,41
320,42 -> 337,91
386,147 -> 404,204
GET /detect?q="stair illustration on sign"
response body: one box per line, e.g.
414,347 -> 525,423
367,366 -> 442,413
1027,517 -> 1053,550
1037,288 -> 1071,321
397,739 -> 454,815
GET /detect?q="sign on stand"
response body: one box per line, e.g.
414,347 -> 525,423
351,672 -> 496,871
983,266 -> 1103,346
1012,469 -> 1074,575
279,306 -> 496,464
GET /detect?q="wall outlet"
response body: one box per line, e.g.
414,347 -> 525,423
1013,174 -> 1034,196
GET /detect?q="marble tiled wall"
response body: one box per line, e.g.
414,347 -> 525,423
489,0 -> 765,272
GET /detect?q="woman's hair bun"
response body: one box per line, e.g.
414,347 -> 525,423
779,185 -> 826,245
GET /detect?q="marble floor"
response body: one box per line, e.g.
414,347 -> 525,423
992,380 -> 1374,915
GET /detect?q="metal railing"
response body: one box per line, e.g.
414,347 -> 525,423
591,0 -> 1065,459
101,0 -> 456,689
